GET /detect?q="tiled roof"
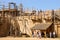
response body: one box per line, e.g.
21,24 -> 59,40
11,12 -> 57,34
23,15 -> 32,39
31,23 -> 52,30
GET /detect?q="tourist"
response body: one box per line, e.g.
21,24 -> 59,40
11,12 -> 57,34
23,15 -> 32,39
53,31 -> 56,38
32,32 -> 34,37
50,32 -> 52,38
37,31 -> 41,38
37,32 -> 39,37
38,32 -> 41,38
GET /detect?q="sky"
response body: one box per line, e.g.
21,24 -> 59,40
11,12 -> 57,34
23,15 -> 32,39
0,0 -> 60,10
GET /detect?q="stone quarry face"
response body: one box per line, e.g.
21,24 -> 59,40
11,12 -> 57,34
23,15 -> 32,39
0,18 -> 10,37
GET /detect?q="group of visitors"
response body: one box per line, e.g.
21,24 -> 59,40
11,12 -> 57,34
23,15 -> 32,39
32,30 -> 56,38
49,31 -> 56,38
32,30 -> 41,38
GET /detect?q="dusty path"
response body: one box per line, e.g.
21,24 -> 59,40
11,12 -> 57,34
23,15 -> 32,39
0,37 -> 60,40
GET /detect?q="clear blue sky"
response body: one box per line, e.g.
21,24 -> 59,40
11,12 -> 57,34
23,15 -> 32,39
0,0 -> 60,10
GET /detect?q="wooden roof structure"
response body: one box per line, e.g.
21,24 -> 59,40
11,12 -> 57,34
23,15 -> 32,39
31,23 -> 52,30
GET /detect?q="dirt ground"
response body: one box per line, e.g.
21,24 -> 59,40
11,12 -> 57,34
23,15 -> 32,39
0,37 -> 60,40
